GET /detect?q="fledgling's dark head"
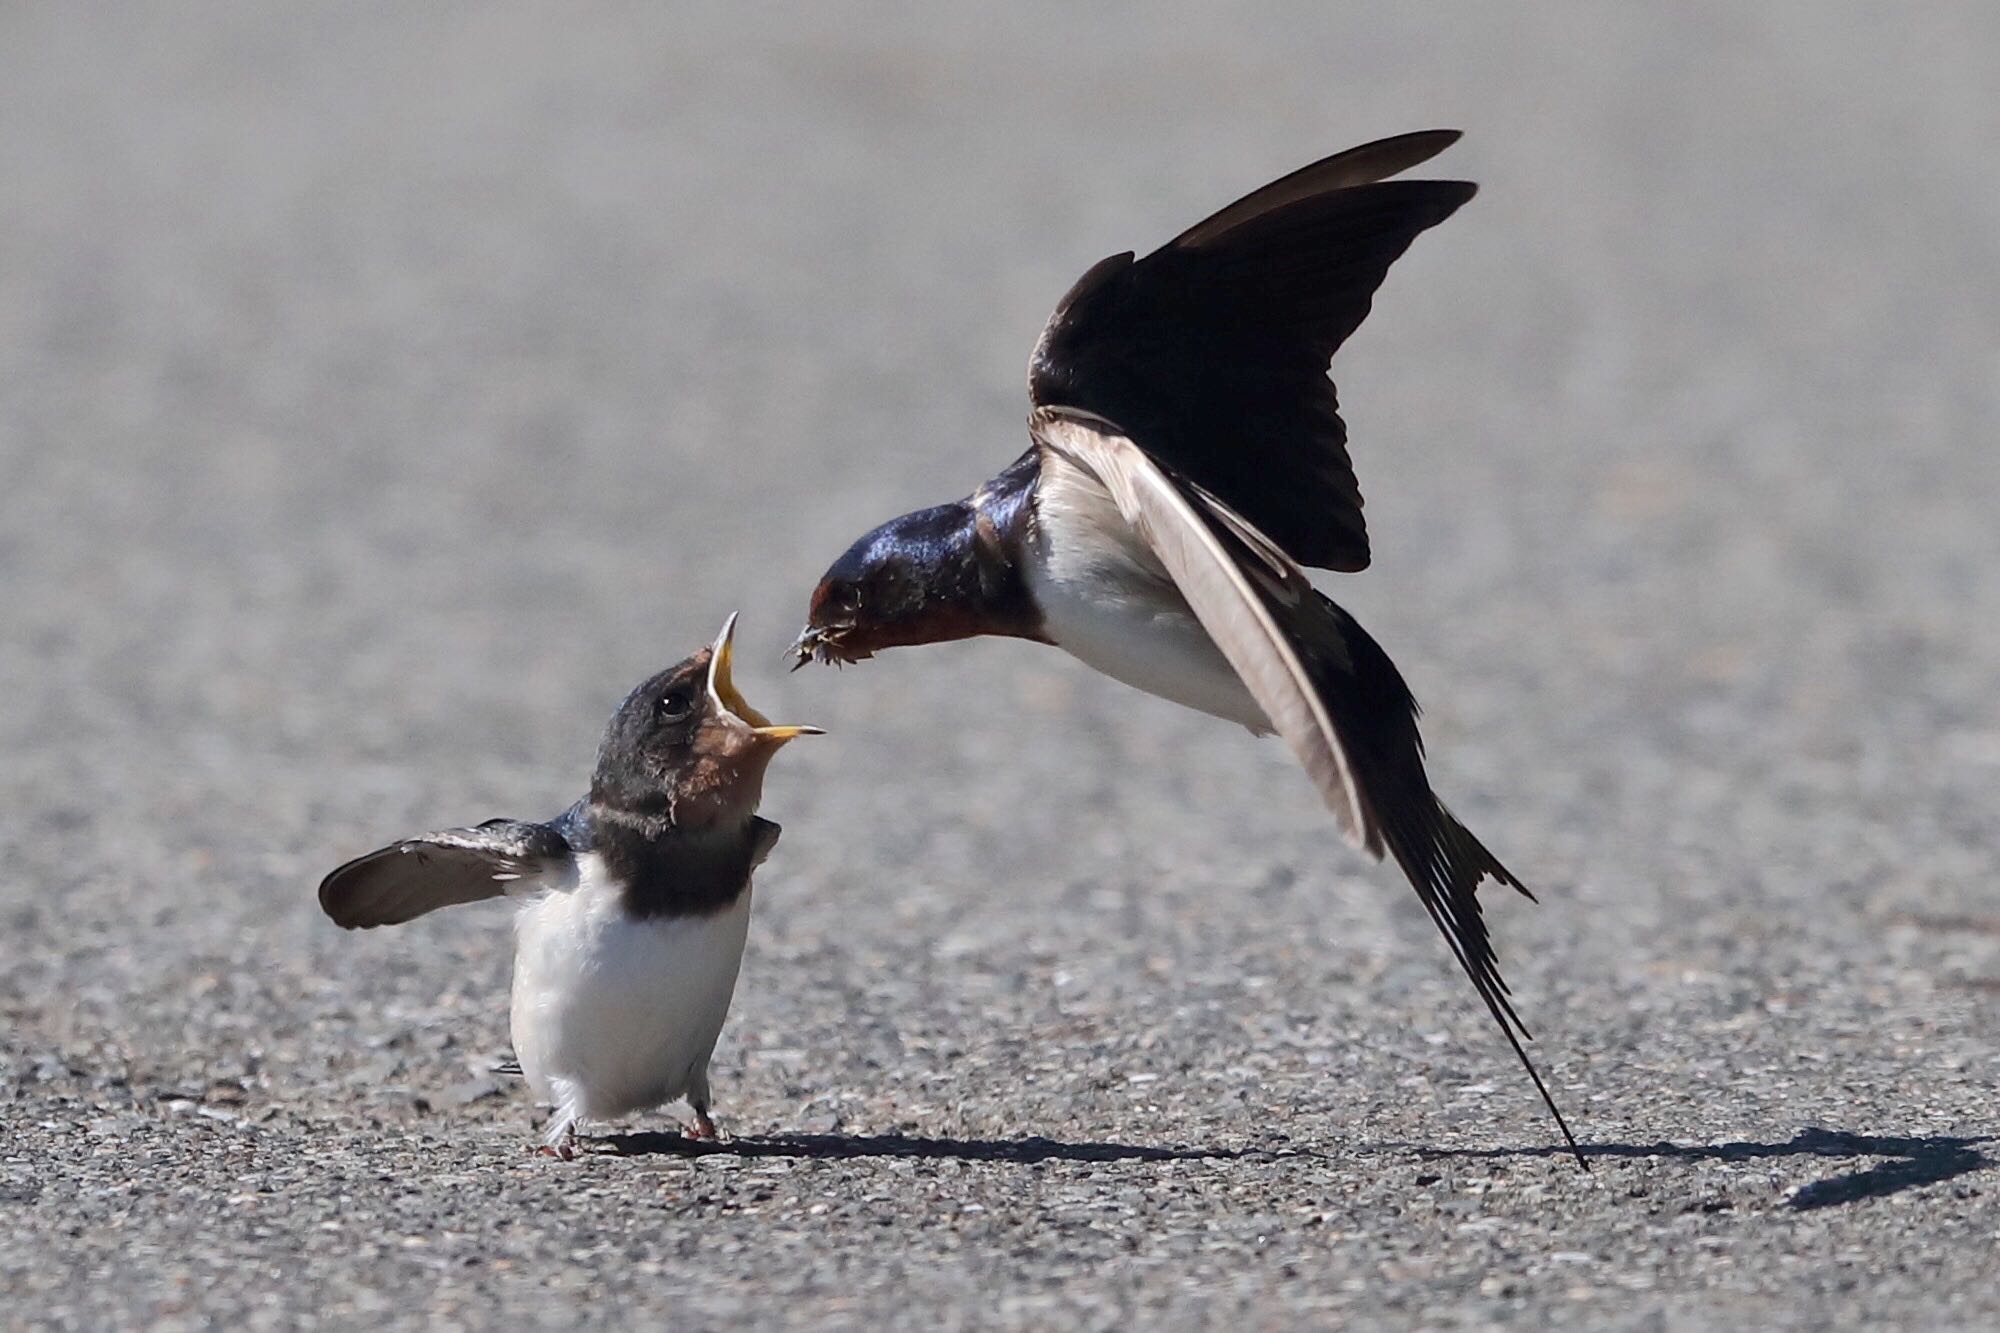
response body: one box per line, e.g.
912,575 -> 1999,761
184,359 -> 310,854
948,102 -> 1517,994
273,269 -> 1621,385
791,499 -> 1039,669
593,614 -> 822,827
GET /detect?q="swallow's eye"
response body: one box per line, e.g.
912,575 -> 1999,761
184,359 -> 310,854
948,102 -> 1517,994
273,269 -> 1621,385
656,686 -> 696,722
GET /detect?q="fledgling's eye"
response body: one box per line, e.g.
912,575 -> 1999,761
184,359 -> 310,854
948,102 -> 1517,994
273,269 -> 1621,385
656,686 -> 696,722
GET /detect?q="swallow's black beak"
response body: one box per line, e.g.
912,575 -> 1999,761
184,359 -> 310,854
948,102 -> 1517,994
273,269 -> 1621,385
788,621 -> 865,670
785,625 -> 820,672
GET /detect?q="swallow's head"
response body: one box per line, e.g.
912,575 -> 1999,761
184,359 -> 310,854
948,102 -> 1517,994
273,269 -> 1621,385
792,502 -> 1022,669
594,613 -> 823,825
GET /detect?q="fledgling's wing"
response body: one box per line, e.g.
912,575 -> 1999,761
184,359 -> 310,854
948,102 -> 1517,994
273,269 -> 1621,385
1028,130 -> 1474,573
318,819 -> 577,929
1030,406 -> 1582,1164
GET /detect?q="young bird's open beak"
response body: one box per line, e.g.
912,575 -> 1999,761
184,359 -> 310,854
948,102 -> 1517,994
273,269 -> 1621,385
709,613 -> 825,742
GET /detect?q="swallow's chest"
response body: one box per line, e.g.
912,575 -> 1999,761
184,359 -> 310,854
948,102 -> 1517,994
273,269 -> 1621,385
1024,450 -> 1268,733
509,853 -> 753,1112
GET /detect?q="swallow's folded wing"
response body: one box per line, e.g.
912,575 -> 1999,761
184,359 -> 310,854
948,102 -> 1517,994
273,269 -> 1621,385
1031,406 -> 1373,850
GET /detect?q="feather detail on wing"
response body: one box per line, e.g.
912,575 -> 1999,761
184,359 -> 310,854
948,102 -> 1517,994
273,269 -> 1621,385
1028,132 -> 1476,572
318,819 -> 577,929
1171,128 -> 1463,249
1032,406 -> 1373,849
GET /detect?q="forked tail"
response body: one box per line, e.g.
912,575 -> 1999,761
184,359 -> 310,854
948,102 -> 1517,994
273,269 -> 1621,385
1305,592 -> 1586,1168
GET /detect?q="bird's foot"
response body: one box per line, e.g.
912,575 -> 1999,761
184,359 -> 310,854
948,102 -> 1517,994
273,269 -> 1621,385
684,1109 -> 720,1142
533,1120 -> 580,1160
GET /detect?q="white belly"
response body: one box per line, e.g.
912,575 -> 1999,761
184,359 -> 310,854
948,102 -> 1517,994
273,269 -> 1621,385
1027,450 -> 1270,733
509,852 -> 752,1135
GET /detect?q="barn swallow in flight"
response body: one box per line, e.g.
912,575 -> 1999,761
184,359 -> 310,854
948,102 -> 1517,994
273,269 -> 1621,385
319,614 -> 822,1157
791,131 -> 1582,1163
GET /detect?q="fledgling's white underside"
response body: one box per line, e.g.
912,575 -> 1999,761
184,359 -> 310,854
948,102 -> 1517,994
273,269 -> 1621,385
1024,446 -> 1272,734
509,851 -> 752,1143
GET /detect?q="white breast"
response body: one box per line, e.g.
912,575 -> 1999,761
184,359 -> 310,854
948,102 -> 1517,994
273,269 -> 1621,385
1025,449 -> 1270,734
509,852 -> 752,1137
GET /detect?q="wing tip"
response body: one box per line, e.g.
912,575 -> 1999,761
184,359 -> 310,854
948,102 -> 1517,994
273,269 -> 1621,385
1168,128 -> 1473,251
318,881 -> 389,930
318,864 -> 368,929
317,843 -> 404,929
1370,127 -> 1463,166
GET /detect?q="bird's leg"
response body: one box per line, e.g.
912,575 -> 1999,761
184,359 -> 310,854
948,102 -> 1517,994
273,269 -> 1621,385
533,1117 -> 579,1160
685,1072 -> 720,1141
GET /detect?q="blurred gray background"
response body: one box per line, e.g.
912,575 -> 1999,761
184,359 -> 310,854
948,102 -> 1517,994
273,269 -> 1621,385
3,3 -> 1997,1329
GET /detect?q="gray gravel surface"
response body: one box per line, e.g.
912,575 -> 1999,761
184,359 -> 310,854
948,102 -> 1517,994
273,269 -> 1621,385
4,4 -> 1998,1329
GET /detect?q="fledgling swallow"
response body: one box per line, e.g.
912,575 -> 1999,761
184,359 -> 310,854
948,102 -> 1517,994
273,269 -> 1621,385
792,131 -> 1583,1164
319,614 -> 822,1157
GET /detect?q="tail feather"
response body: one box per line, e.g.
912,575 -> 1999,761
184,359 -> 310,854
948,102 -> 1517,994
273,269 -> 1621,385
1304,594 -> 1584,1167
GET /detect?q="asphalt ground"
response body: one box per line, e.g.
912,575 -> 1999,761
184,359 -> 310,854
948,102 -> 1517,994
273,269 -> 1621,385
2,4 -> 1997,1329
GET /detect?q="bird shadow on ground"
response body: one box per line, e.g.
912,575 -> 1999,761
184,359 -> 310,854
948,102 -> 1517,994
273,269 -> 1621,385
1412,1127 -> 1995,1209
595,1130 -> 1272,1166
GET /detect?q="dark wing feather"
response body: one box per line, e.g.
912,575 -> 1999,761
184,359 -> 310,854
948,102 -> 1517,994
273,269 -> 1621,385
1031,408 -> 1581,1164
1029,132 -> 1474,572
1172,129 -> 1462,249
1033,408 -> 1372,846
318,819 -> 576,929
